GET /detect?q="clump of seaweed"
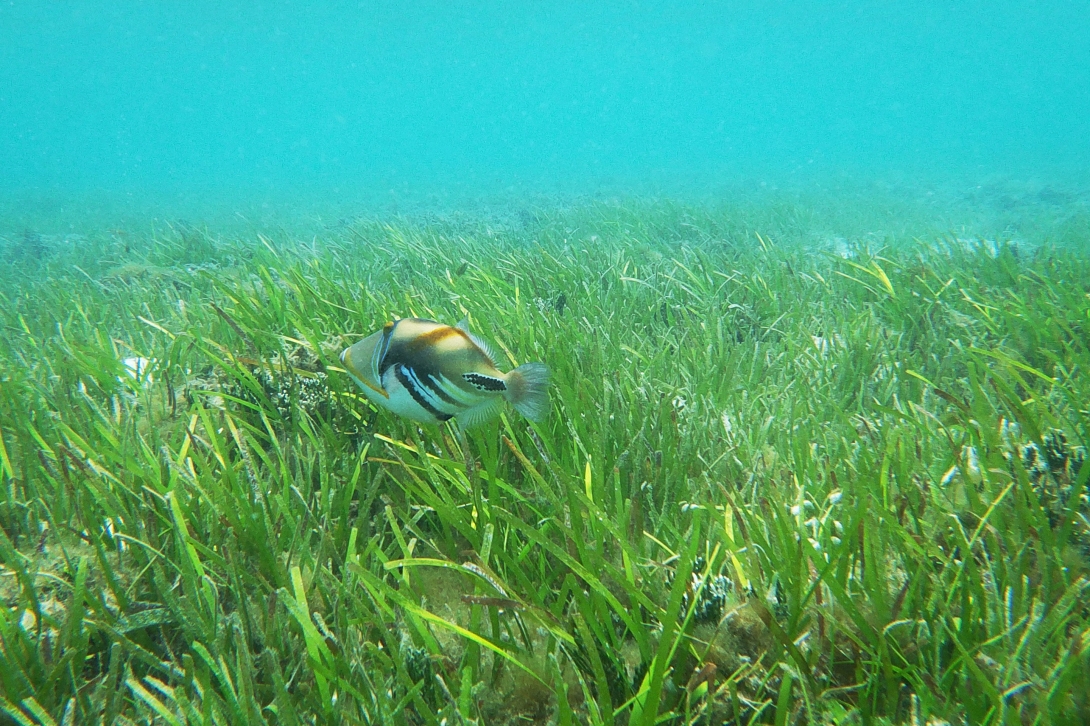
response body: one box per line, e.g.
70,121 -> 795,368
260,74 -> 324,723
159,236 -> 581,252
213,346 -> 348,431
22,229 -> 47,258
1020,428 -> 1089,550
667,555 -> 734,625
224,367 -> 333,421
2,229 -> 52,263
401,637 -> 437,708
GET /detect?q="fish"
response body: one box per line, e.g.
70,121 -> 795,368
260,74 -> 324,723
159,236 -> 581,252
340,317 -> 549,428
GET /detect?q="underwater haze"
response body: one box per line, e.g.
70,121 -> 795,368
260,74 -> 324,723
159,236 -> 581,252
4,0 -> 1090,209
6,2 -> 1090,725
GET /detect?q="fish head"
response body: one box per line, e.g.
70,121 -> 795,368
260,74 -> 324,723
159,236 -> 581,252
340,323 -> 393,398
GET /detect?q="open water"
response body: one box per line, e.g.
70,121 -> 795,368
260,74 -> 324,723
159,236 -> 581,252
2,1 -> 1090,226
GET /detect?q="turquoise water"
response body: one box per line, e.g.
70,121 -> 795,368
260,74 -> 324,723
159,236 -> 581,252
4,6 -> 1090,722
4,1 -> 1089,213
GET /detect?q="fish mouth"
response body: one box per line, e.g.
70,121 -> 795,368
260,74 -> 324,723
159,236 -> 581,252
341,346 -> 389,399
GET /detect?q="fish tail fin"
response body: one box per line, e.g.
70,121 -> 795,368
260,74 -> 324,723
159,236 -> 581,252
504,362 -> 550,422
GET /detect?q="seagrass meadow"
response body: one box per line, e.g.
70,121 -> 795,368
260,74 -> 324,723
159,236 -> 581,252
2,196 -> 1090,725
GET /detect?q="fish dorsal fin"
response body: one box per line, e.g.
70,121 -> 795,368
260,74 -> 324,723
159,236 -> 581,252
455,317 -> 499,365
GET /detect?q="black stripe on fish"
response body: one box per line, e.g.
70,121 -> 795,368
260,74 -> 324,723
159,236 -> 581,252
403,366 -> 456,412
464,372 -> 506,392
405,367 -> 458,414
396,365 -> 453,421
426,374 -> 460,404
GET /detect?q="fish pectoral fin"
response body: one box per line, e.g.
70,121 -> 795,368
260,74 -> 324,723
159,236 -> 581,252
455,396 -> 504,430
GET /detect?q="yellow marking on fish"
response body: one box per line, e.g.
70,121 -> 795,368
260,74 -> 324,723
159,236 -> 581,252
412,325 -> 460,350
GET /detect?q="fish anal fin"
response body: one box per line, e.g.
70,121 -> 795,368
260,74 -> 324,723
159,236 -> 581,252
455,396 -> 504,430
